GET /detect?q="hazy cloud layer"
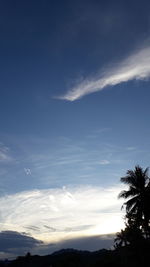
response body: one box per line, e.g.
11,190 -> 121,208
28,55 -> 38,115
49,234 -> 115,252
59,45 -> 150,101
33,234 -> 115,256
0,185 -> 124,243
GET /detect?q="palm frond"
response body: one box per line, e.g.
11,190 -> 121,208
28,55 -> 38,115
120,175 -> 136,186
118,187 -> 138,199
125,196 -> 139,212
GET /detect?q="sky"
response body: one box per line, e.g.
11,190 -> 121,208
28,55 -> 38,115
0,0 -> 150,259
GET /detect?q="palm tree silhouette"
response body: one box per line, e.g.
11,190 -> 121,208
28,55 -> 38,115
119,165 -> 150,237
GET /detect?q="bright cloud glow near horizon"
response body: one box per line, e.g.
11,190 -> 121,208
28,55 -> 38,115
0,185 -> 124,243
0,0 -> 150,259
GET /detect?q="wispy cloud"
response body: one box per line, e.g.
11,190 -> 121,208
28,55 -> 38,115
0,185 -> 124,243
99,160 -> 110,165
24,168 -> 32,175
58,45 -> 150,101
126,146 -> 136,151
0,143 -> 12,163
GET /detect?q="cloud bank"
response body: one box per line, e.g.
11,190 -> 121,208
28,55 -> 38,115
59,46 -> 150,101
0,231 -> 43,259
0,185 -> 124,243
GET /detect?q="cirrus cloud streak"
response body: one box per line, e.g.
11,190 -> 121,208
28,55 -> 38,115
59,45 -> 150,101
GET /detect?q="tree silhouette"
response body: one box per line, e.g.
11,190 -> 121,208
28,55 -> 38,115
114,229 -> 128,248
118,165 -> 150,237
114,224 -> 144,248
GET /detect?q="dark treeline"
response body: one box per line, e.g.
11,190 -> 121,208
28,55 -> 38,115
0,244 -> 149,267
0,165 -> 150,267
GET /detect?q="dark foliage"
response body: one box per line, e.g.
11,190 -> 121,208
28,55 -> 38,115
114,165 -> 150,266
1,243 -> 149,267
118,165 -> 150,236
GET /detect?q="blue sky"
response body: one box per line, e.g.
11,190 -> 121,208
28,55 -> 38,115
0,0 -> 150,258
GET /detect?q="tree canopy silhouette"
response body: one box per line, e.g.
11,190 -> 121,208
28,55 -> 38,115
114,164 -> 150,253
118,165 -> 150,237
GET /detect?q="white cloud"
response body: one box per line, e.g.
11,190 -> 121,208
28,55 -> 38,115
59,45 -> 150,101
0,185 -> 124,243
